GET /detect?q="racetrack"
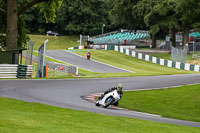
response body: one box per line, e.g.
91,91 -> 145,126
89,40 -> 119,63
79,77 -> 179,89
0,74 -> 200,127
45,50 -> 131,73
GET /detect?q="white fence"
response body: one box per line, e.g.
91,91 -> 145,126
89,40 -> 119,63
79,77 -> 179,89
0,64 -> 18,78
0,64 -> 33,78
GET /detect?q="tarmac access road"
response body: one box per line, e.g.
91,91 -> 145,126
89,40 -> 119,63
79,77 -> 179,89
45,50 -> 131,73
0,74 -> 200,127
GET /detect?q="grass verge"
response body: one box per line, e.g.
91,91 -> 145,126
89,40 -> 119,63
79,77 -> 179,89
0,97 -> 200,133
29,35 -> 79,50
119,84 -> 200,122
149,53 -> 194,60
149,53 -> 200,65
73,50 -> 198,77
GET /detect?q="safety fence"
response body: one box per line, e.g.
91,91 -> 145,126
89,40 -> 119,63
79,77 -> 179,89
23,52 -> 79,76
17,64 -> 33,78
54,65 -> 78,77
45,61 -> 78,76
68,45 -> 200,72
113,45 -> 200,72
171,47 -> 187,63
0,64 -> 33,78
68,45 -> 84,50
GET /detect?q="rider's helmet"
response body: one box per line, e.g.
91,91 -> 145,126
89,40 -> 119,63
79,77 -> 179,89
117,83 -> 123,92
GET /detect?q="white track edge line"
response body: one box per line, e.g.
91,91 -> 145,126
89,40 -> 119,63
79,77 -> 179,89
35,50 -> 95,73
66,50 -> 135,73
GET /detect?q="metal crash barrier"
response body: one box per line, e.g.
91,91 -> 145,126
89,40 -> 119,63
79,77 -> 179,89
0,64 -> 33,79
17,64 -> 33,78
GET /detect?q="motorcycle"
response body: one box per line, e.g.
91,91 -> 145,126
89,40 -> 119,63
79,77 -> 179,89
95,89 -> 122,108
87,52 -> 91,60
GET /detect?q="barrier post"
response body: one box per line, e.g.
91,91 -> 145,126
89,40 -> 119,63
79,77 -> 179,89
76,67 -> 78,75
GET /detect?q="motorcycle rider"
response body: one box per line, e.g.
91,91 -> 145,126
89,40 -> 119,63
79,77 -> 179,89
98,83 -> 123,106
87,51 -> 91,60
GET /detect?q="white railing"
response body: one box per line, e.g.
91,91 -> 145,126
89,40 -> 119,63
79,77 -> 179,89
0,64 -> 33,79
0,64 -> 18,78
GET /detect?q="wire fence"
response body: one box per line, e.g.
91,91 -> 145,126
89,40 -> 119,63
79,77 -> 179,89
25,40 -> 35,65
171,47 -> 187,63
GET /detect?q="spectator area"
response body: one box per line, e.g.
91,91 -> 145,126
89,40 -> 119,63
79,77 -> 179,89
89,31 -> 149,45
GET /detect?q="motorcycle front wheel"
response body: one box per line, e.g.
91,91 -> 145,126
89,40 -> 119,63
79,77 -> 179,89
95,102 -> 100,106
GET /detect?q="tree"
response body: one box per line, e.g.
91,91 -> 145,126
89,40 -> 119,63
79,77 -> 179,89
175,0 -> 200,45
135,0 -> 179,47
23,6 -> 49,34
22,0 -> 110,35
1,0 -> 62,50
0,0 -> 6,50
56,0 -> 109,35
110,0 -> 145,30
136,0 -> 200,48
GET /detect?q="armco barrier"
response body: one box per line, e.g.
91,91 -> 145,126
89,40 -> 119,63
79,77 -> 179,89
68,45 -> 84,50
0,64 -> 18,78
68,45 -> 200,72
17,64 -> 33,78
0,64 -> 33,79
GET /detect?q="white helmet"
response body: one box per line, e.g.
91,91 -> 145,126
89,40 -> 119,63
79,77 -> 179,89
117,83 -> 123,91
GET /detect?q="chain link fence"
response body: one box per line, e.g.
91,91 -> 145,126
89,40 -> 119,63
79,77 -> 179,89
23,51 -> 78,76
171,47 -> 187,63
25,40 -> 35,65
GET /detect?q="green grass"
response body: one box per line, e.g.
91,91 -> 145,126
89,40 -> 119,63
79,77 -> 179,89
0,97 -> 200,133
149,52 -> 200,60
148,53 -> 171,60
29,35 -> 79,50
149,52 -> 200,65
119,84 -> 200,122
149,53 -> 194,60
73,50 -> 197,77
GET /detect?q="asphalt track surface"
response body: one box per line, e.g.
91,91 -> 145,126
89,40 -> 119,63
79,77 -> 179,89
1,74 -> 200,127
45,50 -> 131,73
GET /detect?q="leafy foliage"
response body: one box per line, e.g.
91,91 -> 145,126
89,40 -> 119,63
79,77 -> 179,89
17,16 -> 30,49
2,0 -> 200,50
135,0 -> 178,35
24,0 -> 110,35
110,0 -> 146,30
39,0 -> 62,23
1,0 -> 63,50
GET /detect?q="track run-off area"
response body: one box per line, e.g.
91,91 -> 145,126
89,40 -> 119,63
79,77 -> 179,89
0,74 -> 200,127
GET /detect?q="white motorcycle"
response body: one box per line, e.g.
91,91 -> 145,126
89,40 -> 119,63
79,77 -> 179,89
95,89 -> 122,108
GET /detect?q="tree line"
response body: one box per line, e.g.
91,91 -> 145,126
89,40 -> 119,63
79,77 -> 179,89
0,0 -> 200,50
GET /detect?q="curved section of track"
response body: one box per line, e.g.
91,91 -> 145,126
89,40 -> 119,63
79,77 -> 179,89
0,74 -> 200,127
45,50 -> 131,73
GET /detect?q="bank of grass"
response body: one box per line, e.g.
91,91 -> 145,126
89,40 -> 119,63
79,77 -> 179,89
149,53 -> 193,60
0,97 -> 200,133
149,52 -> 200,65
23,49 -> 199,79
73,50 -> 197,77
119,84 -> 200,122
29,35 -> 79,50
